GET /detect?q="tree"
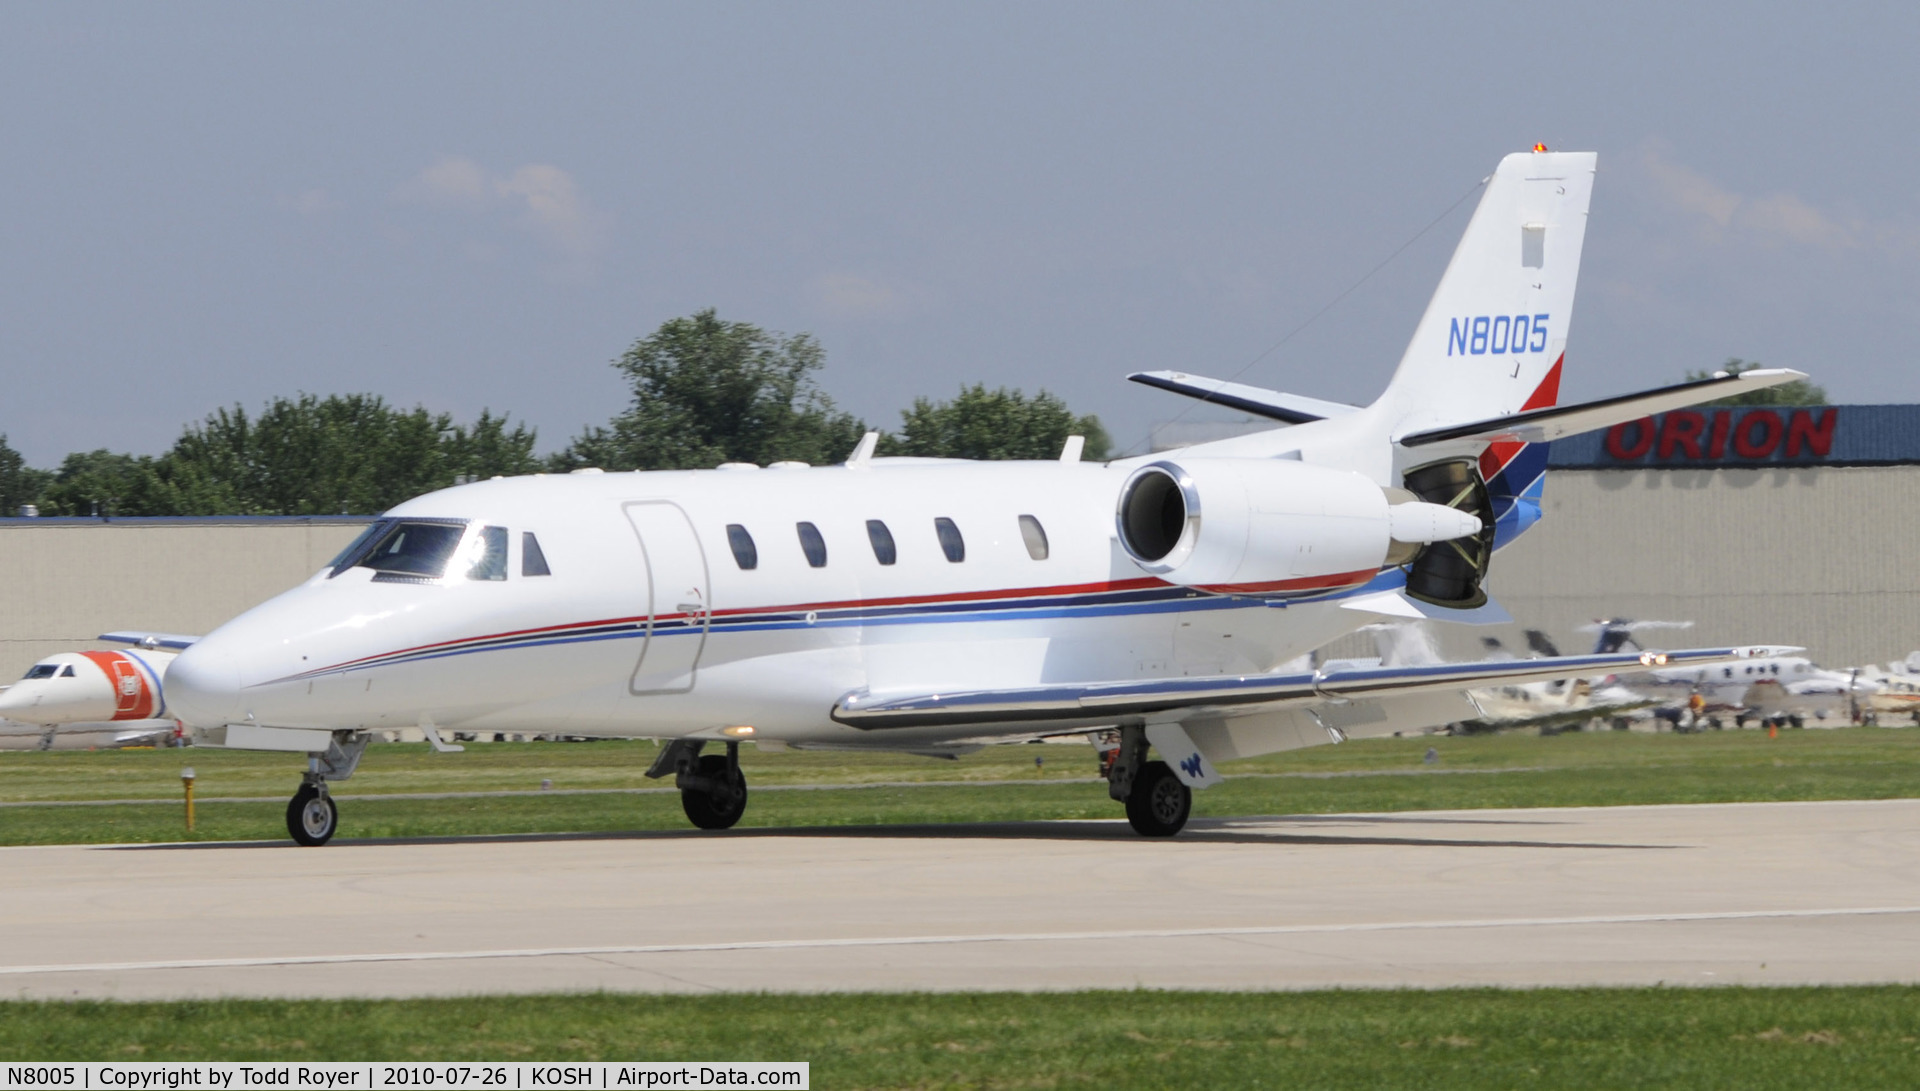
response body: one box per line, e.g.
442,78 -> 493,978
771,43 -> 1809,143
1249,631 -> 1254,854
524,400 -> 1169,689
558,309 -> 868,470
148,394 -> 542,516
0,435 -> 52,516
1688,358 -> 1829,407
878,384 -> 1111,461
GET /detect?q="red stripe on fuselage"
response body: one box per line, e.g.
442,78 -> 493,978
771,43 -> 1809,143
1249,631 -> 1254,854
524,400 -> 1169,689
80,650 -> 155,720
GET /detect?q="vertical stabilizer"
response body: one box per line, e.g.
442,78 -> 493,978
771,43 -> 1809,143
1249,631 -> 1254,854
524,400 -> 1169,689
1374,150 -> 1596,435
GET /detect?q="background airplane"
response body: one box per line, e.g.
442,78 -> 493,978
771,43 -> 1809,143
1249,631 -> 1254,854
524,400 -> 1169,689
1588,619 -> 1876,728
0,636 -> 188,748
145,149 -> 1802,845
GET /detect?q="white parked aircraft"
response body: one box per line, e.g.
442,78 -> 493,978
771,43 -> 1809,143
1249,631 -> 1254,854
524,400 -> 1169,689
1588,619 -> 1871,727
1367,624 -> 1649,732
0,638 -> 187,748
157,149 -> 1802,844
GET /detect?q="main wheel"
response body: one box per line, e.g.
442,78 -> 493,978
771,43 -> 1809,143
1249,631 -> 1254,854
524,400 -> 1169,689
287,786 -> 339,846
1124,760 -> 1190,837
681,754 -> 748,830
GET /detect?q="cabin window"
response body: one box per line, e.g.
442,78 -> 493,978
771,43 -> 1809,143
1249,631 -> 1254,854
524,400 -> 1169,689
356,520 -> 468,579
465,525 -> 509,581
23,664 -> 57,680
934,517 -> 965,563
522,532 -> 552,577
797,521 -> 828,568
866,520 -> 897,565
1018,514 -> 1049,560
725,524 -> 758,570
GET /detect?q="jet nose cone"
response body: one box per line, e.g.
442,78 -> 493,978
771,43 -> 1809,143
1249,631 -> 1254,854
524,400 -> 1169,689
167,643 -> 243,727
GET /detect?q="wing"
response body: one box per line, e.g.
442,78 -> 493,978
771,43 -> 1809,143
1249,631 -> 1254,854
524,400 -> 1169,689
832,646 -> 1784,730
98,631 -> 201,650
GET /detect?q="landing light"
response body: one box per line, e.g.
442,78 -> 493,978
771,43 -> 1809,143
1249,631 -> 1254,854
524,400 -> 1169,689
1639,652 -> 1669,666
721,725 -> 756,738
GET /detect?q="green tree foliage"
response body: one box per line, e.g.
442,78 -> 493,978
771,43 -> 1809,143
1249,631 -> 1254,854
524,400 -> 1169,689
0,435 -> 53,516
150,395 -> 542,515
1688,358 -> 1830,407
878,384 -> 1111,461
35,450 -> 158,517
559,309 -> 868,470
20,396 -> 540,517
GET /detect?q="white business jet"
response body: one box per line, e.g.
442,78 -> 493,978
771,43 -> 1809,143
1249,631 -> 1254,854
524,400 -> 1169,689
0,637 -> 189,748
158,149 -> 1802,844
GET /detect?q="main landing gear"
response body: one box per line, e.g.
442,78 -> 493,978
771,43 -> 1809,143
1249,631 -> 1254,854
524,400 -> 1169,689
285,733 -> 369,846
648,739 -> 749,830
1101,725 -> 1191,837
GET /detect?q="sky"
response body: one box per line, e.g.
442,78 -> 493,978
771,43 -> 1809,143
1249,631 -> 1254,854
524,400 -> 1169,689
3,2 -> 1916,466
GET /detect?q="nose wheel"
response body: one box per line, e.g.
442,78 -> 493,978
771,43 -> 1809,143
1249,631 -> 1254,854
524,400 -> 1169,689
287,784 -> 339,846
681,752 -> 749,830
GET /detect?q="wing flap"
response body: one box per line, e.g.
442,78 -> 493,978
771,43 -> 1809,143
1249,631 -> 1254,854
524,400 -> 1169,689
832,647 -> 1775,730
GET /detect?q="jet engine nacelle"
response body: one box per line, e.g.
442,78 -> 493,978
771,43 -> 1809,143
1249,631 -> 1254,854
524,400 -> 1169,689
1115,457 -> 1482,594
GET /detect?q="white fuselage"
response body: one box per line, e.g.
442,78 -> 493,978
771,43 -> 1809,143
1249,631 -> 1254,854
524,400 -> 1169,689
165,459 -> 1397,749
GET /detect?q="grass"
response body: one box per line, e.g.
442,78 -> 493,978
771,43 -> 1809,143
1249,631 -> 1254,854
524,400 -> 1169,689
1,727 -> 1916,846
3,988 -> 1919,1087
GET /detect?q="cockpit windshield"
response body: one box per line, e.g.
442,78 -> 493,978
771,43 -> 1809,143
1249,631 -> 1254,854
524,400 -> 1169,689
348,520 -> 469,579
23,663 -> 58,680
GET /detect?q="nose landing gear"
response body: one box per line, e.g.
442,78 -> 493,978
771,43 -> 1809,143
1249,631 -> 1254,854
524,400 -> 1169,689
287,784 -> 338,846
284,732 -> 369,847
646,739 -> 750,830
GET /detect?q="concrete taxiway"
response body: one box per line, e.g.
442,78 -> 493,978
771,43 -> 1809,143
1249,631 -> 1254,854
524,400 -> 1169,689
4,798 -> 1919,999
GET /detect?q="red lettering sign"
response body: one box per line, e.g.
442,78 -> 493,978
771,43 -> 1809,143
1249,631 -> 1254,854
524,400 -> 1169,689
1658,410 -> 1706,459
1786,408 -> 1836,457
1732,409 -> 1782,458
1707,411 -> 1731,458
1607,418 -> 1654,460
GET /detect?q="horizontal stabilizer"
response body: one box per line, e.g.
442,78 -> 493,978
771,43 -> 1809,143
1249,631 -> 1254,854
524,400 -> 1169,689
1128,371 -> 1359,425
1398,369 -> 1809,448
98,631 -> 200,650
833,646 -> 1773,729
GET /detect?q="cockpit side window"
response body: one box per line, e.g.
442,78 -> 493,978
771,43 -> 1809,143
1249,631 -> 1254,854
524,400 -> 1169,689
328,519 -> 394,577
465,525 -> 509,581
522,532 -> 552,577
60,664 -> 75,677
24,664 -> 57,680
357,520 -> 469,580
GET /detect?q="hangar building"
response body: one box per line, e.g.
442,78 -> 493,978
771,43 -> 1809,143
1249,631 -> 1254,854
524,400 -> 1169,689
0,405 -> 1914,682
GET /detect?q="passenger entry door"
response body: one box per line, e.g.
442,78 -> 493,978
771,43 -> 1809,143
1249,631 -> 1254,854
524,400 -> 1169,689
624,501 -> 711,694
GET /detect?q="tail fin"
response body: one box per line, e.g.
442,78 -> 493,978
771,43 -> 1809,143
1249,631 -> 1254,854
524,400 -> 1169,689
1373,150 -> 1597,434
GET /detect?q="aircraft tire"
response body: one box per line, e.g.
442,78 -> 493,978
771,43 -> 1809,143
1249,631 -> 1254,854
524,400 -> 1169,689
682,755 -> 747,830
286,786 -> 338,847
1124,760 -> 1190,837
